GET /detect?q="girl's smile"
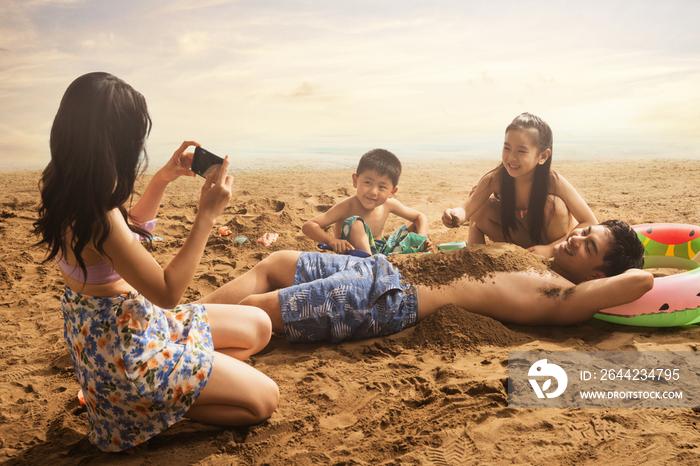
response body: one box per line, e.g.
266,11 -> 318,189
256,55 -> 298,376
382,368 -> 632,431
502,128 -> 548,179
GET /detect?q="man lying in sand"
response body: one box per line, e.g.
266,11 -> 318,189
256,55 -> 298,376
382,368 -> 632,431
200,220 -> 652,343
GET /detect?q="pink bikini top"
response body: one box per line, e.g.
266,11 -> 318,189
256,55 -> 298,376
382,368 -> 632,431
55,220 -> 157,285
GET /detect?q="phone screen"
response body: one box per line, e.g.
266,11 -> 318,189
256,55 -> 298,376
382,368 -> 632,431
192,147 -> 224,178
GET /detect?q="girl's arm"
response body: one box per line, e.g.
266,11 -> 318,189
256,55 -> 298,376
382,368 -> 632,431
103,156 -> 233,309
530,174 -> 599,257
441,170 -> 496,228
301,199 -> 356,252
129,141 -> 199,224
555,174 -> 598,227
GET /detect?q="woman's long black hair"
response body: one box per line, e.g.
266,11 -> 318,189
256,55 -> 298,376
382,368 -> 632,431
499,112 -> 555,245
33,72 -> 152,278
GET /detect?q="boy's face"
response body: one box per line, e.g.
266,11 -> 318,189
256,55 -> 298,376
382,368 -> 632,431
352,170 -> 398,209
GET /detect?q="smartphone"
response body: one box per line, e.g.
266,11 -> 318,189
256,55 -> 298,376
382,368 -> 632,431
191,146 -> 224,178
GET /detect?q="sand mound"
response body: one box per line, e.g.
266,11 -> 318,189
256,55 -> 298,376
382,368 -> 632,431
389,242 -> 550,287
401,304 -> 531,351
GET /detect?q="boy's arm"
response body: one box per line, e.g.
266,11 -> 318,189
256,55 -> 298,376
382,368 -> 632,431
442,171 -> 495,228
386,199 -> 429,236
301,199 -> 356,252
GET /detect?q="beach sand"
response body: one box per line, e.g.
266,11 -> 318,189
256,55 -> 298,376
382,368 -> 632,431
1,160 -> 699,465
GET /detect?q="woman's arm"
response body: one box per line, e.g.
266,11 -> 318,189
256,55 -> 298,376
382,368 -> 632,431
129,141 -> 199,224
104,156 -> 233,308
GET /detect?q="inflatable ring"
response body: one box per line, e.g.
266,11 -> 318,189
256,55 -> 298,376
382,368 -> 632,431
594,223 -> 700,327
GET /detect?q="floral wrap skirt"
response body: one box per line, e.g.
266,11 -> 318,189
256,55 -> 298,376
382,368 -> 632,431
61,287 -> 214,452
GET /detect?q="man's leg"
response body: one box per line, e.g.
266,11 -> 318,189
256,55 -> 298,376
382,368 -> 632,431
239,252 -> 368,339
239,291 -> 285,334
201,252 -> 364,338
269,254 -> 417,343
198,250 -> 301,305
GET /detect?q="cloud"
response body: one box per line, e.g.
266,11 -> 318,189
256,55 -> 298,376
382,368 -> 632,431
178,32 -> 212,56
289,82 -> 315,98
1,0 -> 700,169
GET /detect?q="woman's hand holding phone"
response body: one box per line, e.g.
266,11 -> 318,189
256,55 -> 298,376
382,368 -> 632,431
198,155 -> 233,222
158,141 -> 200,182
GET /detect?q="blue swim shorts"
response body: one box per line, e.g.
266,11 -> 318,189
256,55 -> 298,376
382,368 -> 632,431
278,252 -> 418,343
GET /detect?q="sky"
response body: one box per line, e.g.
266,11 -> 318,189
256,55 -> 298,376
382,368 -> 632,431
1,0 -> 699,172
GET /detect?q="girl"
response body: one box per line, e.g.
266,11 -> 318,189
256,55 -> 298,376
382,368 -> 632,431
442,113 -> 597,256
33,72 -> 279,452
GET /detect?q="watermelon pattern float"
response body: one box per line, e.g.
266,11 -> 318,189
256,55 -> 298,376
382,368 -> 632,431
594,223 -> 700,327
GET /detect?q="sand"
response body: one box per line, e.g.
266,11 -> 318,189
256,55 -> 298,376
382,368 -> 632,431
1,159 -> 699,465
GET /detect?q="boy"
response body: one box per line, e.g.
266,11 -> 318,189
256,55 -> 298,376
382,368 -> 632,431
302,149 -> 430,255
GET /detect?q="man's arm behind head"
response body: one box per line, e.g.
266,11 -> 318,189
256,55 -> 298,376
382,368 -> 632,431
540,268 -> 654,325
543,220 -> 650,325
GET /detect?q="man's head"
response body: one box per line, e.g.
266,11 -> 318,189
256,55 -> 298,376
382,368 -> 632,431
552,220 -> 645,284
352,149 -> 401,210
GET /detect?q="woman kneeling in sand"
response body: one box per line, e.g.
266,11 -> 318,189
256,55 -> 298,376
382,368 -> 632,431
33,72 -> 278,452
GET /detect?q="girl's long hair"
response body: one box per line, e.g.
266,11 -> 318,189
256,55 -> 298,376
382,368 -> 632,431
499,112 -> 555,245
33,72 -> 152,278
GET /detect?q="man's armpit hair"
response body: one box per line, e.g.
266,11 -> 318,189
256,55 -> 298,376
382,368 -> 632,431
538,285 -> 575,300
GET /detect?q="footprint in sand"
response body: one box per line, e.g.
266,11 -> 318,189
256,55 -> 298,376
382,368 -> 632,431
426,429 -> 478,466
319,412 -> 358,430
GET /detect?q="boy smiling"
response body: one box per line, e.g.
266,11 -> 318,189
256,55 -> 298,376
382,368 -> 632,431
302,149 -> 429,255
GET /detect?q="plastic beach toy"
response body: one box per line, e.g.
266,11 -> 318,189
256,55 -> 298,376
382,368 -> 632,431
594,223 -> 700,327
233,236 -> 249,246
257,233 -> 280,246
395,233 -> 428,254
217,226 -> 232,236
438,241 -> 467,251
317,242 -> 371,258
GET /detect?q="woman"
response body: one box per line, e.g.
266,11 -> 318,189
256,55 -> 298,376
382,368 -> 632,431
33,72 -> 278,452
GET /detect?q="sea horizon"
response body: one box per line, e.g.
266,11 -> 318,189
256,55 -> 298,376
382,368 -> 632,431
4,138 -> 698,175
